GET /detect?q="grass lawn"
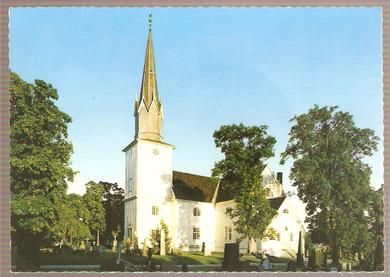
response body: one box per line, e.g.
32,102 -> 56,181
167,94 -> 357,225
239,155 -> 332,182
39,250 -> 292,272
40,251 -> 117,265
40,251 -> 224,266
40,250 -> 292,266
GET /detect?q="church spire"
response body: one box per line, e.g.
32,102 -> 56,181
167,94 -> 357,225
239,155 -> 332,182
134,14 -> 164,142
139,14 -> 160,110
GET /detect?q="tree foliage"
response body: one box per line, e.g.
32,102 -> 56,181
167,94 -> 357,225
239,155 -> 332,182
10,72 -> 75,264
99,182 -> 124,242
369,186 -> 384,270
51,194 -> 92,245
280,105 -> 379,265
212,124 -> 277,249
83,181 -> 106,242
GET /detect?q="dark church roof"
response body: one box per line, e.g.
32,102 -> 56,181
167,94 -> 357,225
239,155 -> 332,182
172,171 -> 218,202
216,182 -> 286,209
215,180 -> 235,202
268,196 -> 286,210
172,171 -> 286,209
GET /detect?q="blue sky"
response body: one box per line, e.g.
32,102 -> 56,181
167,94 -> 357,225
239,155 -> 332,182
9,7 -> 383,194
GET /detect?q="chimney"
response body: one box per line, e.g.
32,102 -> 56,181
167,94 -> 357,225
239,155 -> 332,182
277,172 -> 283,185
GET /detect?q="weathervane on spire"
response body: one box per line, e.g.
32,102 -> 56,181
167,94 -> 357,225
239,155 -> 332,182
148,13 -> 152,32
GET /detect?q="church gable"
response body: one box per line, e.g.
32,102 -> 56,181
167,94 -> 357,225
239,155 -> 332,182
172,171 -> 218,202
216,165 -> 283,202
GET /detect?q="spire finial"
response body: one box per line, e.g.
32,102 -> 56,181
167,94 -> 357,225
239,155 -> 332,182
148,13 -> 152,32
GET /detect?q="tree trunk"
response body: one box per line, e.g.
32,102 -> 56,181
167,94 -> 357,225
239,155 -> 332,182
330,240 -> 339,266
247,237 -> 250,254
97,229 -> 100,246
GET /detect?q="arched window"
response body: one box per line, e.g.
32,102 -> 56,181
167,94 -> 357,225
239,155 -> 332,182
193,207 -> 201,216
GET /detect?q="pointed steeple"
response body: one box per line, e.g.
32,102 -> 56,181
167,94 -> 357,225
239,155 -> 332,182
138,14 -> 161,110
134,14 -> 164,142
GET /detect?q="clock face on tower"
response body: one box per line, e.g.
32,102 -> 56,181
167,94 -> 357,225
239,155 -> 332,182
153,148 -> 159,155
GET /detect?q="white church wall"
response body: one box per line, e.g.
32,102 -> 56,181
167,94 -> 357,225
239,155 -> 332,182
124,146 -> 137,198
262,197 -> 306,259
135,140 -> 173,201
173,199 -> 216,252
215,200 -> 239,252
126,139 -> 174,246
215,197 -> 306,257
124,199 -> 137,239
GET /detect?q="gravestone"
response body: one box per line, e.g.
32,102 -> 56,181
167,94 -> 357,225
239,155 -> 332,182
116,242 -> 122,264
85,240 -> 91,253
341,262 -> 347,271
262,255 -> 271,271
91,241 -> 99,256
112,238 -> 117,253
222,243 -> 240,271
296,231 -> 304,267
160,230 -> 166,256
125,237 -> 131,255
142,239 -> 148,257
79,240 -> 85,252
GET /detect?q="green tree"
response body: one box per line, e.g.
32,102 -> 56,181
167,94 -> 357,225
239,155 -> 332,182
10,72 -> 75,266
99,182 -> 124,244
369,185 -> 383,270
51,194 -> 91,246
149,220 -> 172,254
280,105 -> 379,266
83,181 -> 106,245
212,123 -> 277,253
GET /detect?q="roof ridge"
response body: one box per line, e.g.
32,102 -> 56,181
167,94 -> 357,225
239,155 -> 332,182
173,170 -> 214,179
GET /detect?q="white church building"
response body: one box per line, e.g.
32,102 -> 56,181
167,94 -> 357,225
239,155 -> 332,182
123,23 -> 307,257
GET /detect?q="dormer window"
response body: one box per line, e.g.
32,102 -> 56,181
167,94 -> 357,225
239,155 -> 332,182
193,207 -> 201,216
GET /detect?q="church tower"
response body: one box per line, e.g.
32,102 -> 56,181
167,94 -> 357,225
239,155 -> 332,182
134,19 -> 163,142
123,15 -> 174,245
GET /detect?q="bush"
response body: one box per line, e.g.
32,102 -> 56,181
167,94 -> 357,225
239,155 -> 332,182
149,220 -> 172,255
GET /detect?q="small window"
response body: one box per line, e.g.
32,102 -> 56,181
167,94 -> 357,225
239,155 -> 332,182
193,207 -> 201,216
284,226 -> 288,231
128,227 -> 133,239
152,206 -> 159,215
193,227 -> 200,240
290,233 -> 294,242
283,209 -> 289,214
224,227 -> 232,241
